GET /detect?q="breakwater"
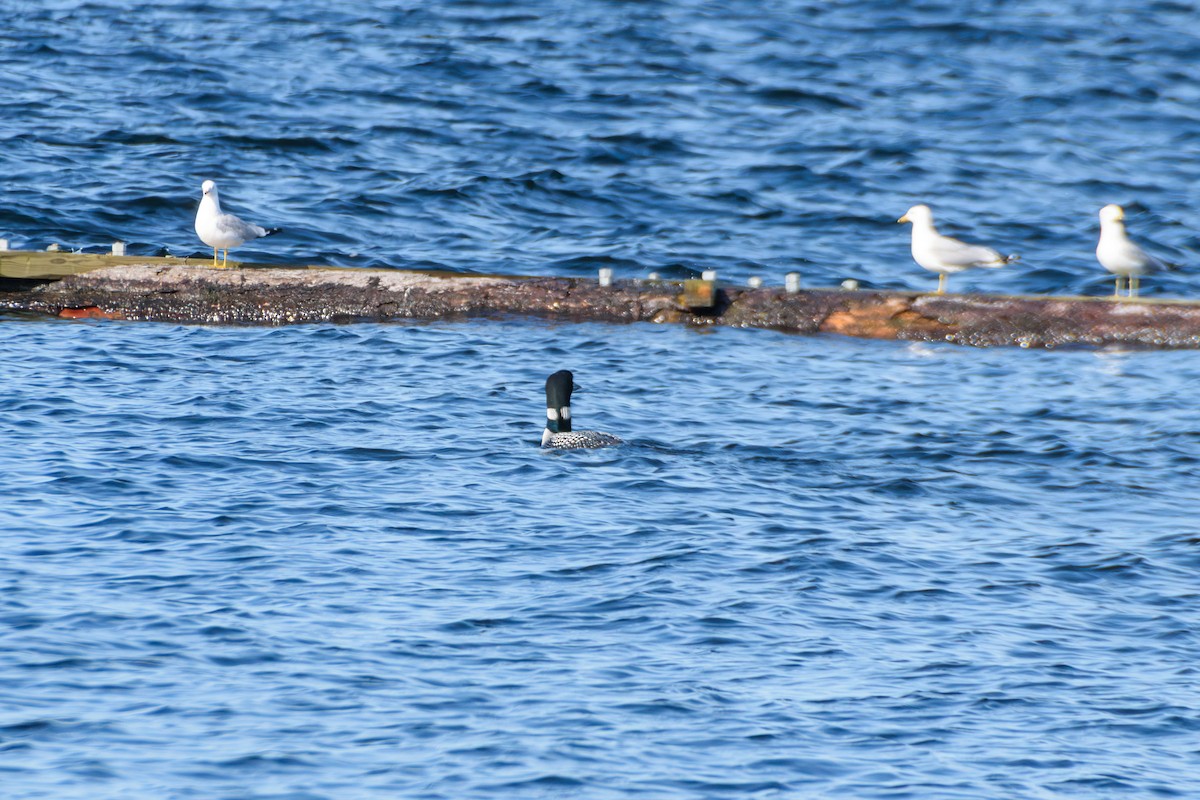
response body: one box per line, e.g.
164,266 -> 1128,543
2,252 -> 1198,348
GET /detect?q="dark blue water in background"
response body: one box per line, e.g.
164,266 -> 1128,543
2,2 -> 1200,798
3,0 -> 1200,293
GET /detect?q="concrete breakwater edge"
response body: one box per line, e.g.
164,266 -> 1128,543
1,251 -> 1199,348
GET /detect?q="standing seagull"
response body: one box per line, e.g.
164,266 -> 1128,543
541,370 -> 622,449
194,180 -> 281,268
1096,204 -> 1171,298
897,204 -> 1018,294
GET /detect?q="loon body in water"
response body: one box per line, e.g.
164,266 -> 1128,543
541,370 -> 622,449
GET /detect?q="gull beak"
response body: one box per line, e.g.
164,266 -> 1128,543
897,214 -> 909,224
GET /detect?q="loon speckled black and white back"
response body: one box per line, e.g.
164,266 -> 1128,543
541,370 -> 622,449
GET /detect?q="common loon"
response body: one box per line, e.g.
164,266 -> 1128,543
897,204 -> 1017,295
541,370 -> 622,449
1096,204 -> 1172,298
194,180 -> 282,268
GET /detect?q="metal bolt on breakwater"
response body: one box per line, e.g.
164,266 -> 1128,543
1,250 -> 1200,349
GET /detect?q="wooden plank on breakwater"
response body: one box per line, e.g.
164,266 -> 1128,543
0,251 -> 1199,348
0,249 -> 488,281
0,249 -> 212,280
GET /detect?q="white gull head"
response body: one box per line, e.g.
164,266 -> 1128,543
897,204 -> 934,227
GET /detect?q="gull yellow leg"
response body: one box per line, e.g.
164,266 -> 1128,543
1130,274 -> 1139,298
212,247 -> 218,267
937,273 -> 946,295
1114,275 -> 1121,298
222,249 -> 229,268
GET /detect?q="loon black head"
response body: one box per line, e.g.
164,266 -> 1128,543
543,369 -> 574,443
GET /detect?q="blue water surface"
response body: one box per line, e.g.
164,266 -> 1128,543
1,319 -> 1198,799
2,1 -> 1200,798
2,0 -> 1199,294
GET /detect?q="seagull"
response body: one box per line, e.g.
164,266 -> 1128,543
897,204 -> 1018,294
194,180 -> 281,268
1096,204 -> 1172,298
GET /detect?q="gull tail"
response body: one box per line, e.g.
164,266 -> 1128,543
980,252 -> 1018,268
262,227 -> 283,238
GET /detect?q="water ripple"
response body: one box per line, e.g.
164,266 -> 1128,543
3,1 -> 1200,796
0,320 -> 1196,797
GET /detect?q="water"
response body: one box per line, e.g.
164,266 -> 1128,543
2,320 -> 1198,798
2,1 -> 1200,798
3,1 -> 1200,295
